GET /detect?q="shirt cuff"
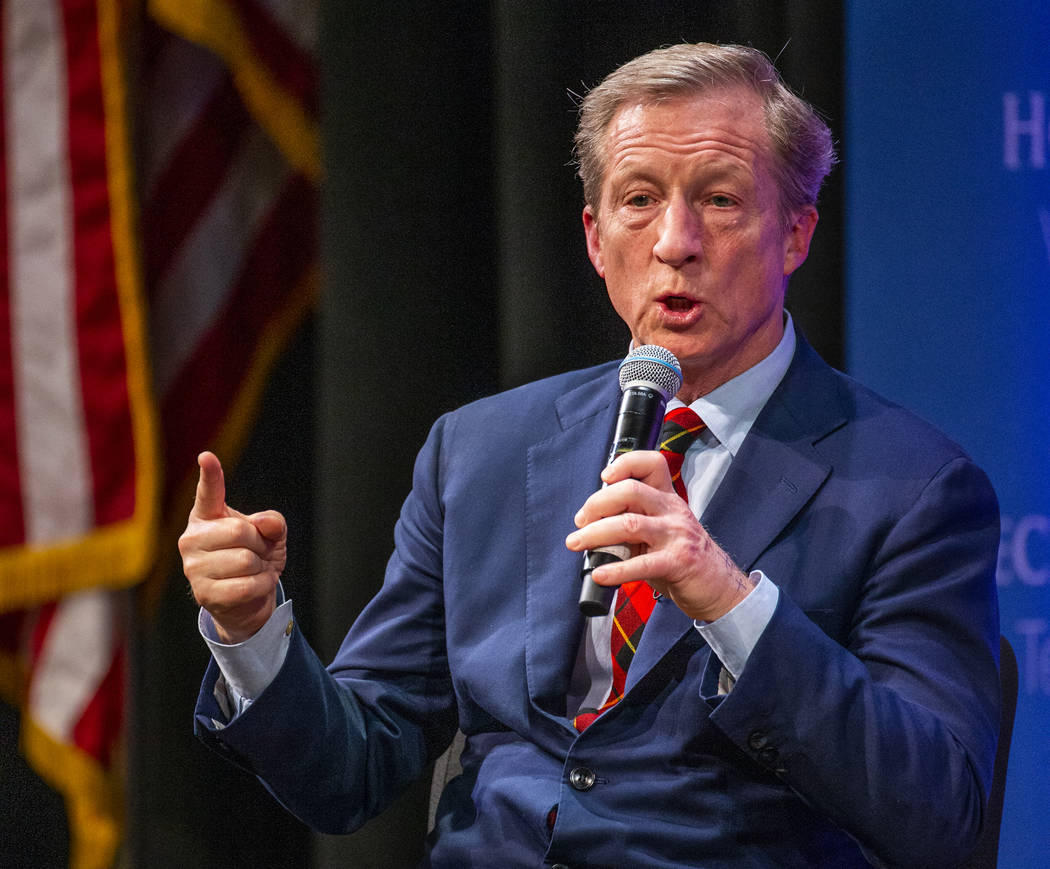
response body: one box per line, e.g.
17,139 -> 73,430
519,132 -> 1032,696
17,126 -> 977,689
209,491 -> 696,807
199,597 -> 295,707
694,572 -> 778,681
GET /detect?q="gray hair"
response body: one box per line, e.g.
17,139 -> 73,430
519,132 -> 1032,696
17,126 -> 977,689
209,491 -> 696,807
574,43 -> 836,221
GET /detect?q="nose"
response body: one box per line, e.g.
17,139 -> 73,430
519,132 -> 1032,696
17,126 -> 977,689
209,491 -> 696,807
652,197 -> 702,267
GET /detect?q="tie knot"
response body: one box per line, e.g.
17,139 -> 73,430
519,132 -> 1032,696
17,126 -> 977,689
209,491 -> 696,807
659,406 -> 706,457
659,407 -> 705,503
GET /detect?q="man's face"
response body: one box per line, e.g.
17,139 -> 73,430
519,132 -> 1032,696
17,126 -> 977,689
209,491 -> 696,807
583,87 -> 818,400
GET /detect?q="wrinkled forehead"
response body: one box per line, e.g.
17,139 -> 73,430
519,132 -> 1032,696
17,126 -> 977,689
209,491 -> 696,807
593,86 -> 790,214
600,90 -> 774,177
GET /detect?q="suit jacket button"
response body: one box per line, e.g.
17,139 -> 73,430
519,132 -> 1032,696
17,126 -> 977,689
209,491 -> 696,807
551,864 -> 571,869
569,767 -> 596,791
748,730 -> 769,750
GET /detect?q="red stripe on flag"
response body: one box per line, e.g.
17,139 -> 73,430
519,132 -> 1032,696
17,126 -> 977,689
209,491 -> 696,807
160,173 -> 315,502
61,0 -> 136,527
228,0 -> 317,113
0,301 -> 20,544
143,76 -> 251,287
0,52 -> 25,547
27,602 -> 58,667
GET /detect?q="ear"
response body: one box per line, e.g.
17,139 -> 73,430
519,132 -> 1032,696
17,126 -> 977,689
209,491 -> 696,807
582,205 -> 605,278
782,205 -> 819,277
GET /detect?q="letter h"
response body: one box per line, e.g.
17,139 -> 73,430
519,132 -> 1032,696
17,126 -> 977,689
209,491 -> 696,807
1004,91 -> 1046,169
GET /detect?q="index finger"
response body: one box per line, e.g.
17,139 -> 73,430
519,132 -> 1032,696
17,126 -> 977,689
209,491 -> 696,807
192,451 -> 227,520
601,449 -> 674,491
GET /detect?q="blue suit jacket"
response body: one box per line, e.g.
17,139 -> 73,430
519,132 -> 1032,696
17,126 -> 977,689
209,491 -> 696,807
195,332 -> 1000,868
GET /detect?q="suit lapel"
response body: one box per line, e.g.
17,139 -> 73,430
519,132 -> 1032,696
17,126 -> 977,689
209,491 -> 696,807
523,366 -> 620,718
627,333 -> 846,685
701,402 -> 834,576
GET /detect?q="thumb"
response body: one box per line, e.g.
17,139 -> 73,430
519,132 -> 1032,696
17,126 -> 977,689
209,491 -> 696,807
192,451 -> 228,520
250,510 -> 287,543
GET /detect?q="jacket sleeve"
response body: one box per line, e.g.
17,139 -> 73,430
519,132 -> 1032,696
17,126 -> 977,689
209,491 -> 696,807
707,454 -> 1001,868
193,412 -> 459,835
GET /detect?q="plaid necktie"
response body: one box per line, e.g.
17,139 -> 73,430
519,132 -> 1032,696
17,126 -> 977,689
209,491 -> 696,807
574,406 -> 706,731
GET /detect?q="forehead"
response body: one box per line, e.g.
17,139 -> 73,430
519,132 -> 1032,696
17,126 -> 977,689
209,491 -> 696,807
600,87 -> 773,186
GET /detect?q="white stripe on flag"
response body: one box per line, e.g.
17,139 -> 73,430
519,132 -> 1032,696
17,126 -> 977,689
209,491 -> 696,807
28,590 -> 116,741
150,124 -> 289,394
4,0 -> 93,544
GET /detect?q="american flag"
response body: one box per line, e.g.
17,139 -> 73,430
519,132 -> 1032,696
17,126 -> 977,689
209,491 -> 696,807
0,0 -> 318,866
0,1 -> 157,865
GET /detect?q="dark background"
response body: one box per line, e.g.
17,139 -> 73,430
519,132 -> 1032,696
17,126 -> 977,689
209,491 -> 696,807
2,2 -> 845,866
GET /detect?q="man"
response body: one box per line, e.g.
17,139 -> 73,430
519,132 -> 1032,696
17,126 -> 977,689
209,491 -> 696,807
183,44 -> 1000,867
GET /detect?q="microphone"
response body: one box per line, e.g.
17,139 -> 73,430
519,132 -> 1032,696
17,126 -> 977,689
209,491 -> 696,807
578,344 -> 683,617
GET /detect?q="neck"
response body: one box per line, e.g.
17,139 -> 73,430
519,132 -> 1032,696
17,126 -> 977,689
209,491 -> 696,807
675,316 -> 789,404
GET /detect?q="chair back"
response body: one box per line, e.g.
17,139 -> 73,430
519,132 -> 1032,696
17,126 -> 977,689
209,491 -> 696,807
961,634 -> 1018,869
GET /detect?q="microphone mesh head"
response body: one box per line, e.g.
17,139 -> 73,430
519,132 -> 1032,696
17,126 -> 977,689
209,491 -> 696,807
618,345 -> 682,399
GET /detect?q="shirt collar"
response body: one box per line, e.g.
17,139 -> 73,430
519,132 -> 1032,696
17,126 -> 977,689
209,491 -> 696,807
664,312 -> 796,457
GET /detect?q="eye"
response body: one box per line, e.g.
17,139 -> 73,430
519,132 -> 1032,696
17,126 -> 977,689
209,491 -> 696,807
626,193 -> 654,208
708,194 -> 736,208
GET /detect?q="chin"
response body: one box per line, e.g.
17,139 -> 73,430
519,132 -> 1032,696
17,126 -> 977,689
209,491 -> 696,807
644,335 -> 711,364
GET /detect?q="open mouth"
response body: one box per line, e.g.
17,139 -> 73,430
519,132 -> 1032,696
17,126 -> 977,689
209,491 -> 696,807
661,295 -> 697,312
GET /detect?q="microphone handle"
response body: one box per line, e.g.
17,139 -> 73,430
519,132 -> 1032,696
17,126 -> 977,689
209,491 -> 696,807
578,385 -> 666,617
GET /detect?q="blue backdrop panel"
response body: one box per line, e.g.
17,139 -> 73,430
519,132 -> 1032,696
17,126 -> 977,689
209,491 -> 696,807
846,3 -> 1049,863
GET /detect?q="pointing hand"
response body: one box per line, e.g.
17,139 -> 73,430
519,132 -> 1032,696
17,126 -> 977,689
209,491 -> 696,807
178,452 -> 287,644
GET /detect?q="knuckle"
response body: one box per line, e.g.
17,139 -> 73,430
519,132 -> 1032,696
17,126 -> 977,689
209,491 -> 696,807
236,548 -> 259,574
613,478 -> 642,504
204,576 -> 255,611
219,515 -> 248,537
177,525 -> 200,555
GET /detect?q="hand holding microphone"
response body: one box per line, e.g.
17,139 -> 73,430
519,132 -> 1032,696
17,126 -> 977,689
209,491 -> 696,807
576,345 -> 682,616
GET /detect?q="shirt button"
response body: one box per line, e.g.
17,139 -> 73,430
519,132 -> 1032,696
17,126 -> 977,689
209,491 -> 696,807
568,766 -> 596,791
